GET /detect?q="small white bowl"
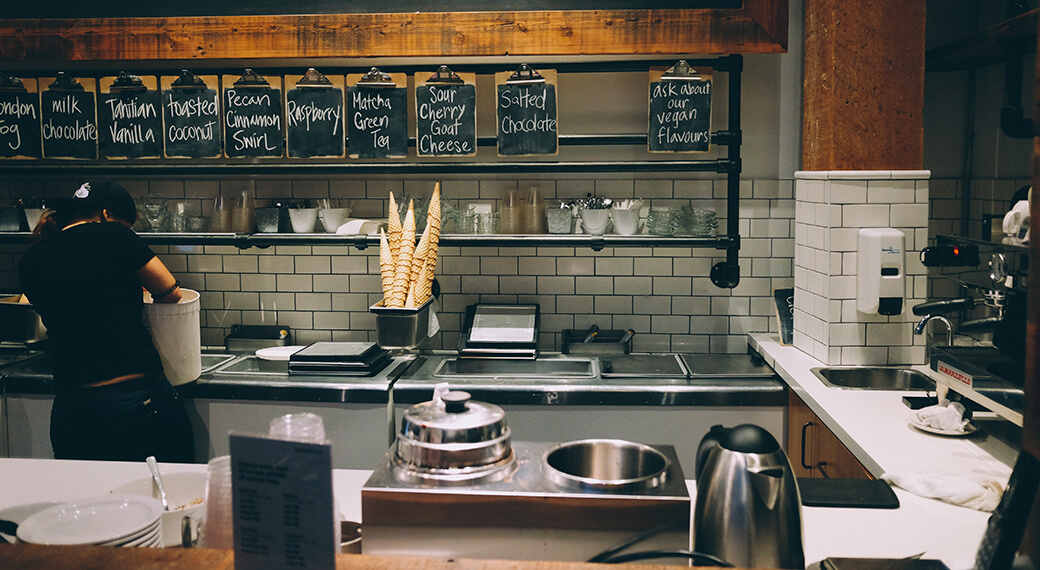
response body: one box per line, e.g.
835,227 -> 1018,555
109,471 -> 206,547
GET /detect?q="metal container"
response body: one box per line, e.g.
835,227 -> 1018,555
224,324 -> 291,353
543,439 -> 669,491
393,388 -> 514,485
371,298 -> 432,350
561,329 -> 632,355
362,440 -> 690,563
0,295 -> 47,343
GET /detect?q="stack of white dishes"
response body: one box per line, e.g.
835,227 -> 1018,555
16,495 -> 163,547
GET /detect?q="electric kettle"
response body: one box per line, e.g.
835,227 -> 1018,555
693,424 -> 804,569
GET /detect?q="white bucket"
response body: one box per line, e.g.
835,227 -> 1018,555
143,288 -> 202,386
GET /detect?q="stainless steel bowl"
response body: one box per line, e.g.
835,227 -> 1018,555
543,439 -> 669,491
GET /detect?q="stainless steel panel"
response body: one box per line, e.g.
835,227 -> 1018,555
433,357 -> 596,379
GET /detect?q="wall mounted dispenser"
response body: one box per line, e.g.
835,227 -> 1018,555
857,228 -> 906,316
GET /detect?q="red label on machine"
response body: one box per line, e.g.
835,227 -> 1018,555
937,360 -> 973,389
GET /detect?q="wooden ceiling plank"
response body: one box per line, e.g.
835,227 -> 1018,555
0,9 -> 788,63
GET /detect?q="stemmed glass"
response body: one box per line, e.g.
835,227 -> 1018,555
139,194 -> 167,232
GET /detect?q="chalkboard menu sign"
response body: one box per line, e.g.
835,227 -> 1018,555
0,77 -> 41,159
40,74 -> 98,160
161,72 -> 221,159
648,63 -> 712,153
415,68 -> 477,157
285,70 -> 345,159
99,74 -> 162,159
222,71 -> 284,158
346,70 -> 407,159
495,67 -> 558,157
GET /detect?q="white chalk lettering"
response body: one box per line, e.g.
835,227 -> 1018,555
498,88 -> 546,110
108,121 -> 155,144
0,120 -> 21,150
107,98 -> 156,120
286,99 -> 341,135
165,93 -> 218,118
231,129 -> 276,151
42,118 -> 97,141
167,121 -> 217,142
0,97 -> 36,119
351,90 -> 392,111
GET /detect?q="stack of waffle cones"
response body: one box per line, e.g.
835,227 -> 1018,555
379,182 -> 441,308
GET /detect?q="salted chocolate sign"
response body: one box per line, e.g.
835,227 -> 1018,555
496,82 -> 557,156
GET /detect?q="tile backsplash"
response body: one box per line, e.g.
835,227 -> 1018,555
0,175 -> 794,354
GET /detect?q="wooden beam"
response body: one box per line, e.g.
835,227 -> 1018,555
802,0 -> 925,171
0,8 -> 788,63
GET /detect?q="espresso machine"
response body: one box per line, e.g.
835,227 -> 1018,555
916,236 -> 1027,419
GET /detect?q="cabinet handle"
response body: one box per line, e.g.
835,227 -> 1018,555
800,421 -> 813,470
817,461 -> 831,479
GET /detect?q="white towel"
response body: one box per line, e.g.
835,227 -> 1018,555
881,472 -> 1004,511
913,401 -> 970,432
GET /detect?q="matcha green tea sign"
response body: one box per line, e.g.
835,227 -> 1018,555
648,61 -> 712,153
496,65 -> 558,157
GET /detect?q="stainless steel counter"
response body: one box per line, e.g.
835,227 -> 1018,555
0,350 -> 785,407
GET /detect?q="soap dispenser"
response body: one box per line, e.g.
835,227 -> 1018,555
856,228 -> 906,316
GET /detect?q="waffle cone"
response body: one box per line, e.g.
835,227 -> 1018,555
404,282 -> 416,309
425,182 -> 441,283
411,223 -> 431,288
387,192 -> 402,257
388,200 -> 416,308
379,228 -> 395,298
415,258 -> 432,305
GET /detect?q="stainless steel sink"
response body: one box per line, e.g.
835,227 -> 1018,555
212,355 -> 285,375
201,353 -> 237,373
811,367 -> 935,391
433,357 -> 596,379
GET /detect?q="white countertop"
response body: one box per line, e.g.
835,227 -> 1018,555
750,332 -> 1019,570
0,337 -> 1020,569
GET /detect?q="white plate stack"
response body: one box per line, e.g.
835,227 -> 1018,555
16,495 -> 164,547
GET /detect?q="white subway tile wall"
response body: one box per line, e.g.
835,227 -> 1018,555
0,176 -> 793,354
793,171 -> 930,366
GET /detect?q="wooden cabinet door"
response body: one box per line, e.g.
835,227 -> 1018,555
787,391 -> 817,478
787,391 -> 871,479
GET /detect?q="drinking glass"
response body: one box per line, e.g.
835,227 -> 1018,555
139,194 -> 167,232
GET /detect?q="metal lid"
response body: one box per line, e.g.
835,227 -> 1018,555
396,384 -> 512,470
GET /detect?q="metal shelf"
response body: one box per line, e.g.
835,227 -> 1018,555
0,232 -> 734,252
0,158 -> 737,177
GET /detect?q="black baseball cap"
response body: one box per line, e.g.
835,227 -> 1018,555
70,180 -> 137,223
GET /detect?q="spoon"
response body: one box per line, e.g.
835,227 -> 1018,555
146,456 -> 170,512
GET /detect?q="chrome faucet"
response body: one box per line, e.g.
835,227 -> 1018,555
914,315 -> 954,346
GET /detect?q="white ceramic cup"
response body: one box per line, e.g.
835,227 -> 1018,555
319,207 -> 351,233
611,208 -> 640,235
579,208 -> 610,235
289,208 -> 319,233
109,471 -> 206,547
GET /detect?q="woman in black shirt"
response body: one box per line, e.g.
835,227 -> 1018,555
19,181 -> 194,463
